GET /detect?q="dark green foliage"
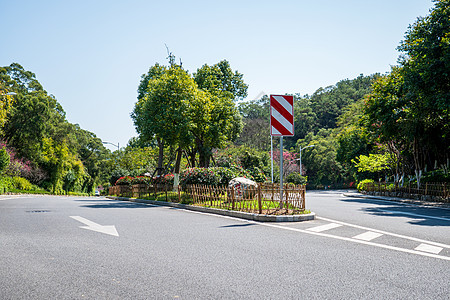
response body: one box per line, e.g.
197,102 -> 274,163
364,0 -> 450,175
213,145 -> 270,175
420,170 -> 450,183
286,172 -> 307,185
180,166 -> 263,186
194,60 -> 248,101
286,74 -> 378,150
0,63 -> 112,194
0,148 -> 10,173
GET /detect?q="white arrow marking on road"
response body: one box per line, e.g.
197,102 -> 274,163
70,216 -> 119,237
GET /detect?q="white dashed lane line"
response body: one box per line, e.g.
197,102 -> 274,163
306,222 -> 342,232
352,231 -> 383,241
415,243 -> 443,254
316,216 -> 450,249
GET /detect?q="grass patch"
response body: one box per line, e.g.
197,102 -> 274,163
113,191 -> 309,215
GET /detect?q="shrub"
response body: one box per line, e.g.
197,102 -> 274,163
0,148 -> 10,174
421,170 -> 450,183
131,176 -> 151,185
357,179 -> 374,191
152,174 -> 174,185
180,168 -> 218,186
12,176 -> 34,191
248,167 -> 267,183
115,176 -> 133,186
180,167 -> 261,186
0,176 -> 13,193
211,167 -> 236,185
286,172 -> 307,185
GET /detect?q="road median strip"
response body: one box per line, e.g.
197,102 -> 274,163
106,196 -> 315,222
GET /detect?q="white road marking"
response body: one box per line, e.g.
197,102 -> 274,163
376,209 -> 450,222
415,243 -> 443,254
259,222 -> 450,261
307,222 -> 342,232
189,212 -> 450,261
317,216 -> 450,249
116,201 -> 450,261
353,231 -> 383,241
70,216 -> 119,237
0,196 -> 34,201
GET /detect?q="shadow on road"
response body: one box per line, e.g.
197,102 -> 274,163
341,197 -> 450,227
76,199 -> 154,209
219,223 -> 256,228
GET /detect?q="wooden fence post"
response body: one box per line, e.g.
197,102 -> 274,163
231,188 -> 235,210
257,185 -> 262,214
444,182 -> 447,199
165,184 -> 168,202
302,186 -> 306,210
285,187 -> 289,213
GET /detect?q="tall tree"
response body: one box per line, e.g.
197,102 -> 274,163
132,64 -> 193,175
194,60 -> 248,101
364,0 -> 450,174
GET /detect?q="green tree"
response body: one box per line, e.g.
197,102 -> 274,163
188,89 -> 242,167
132,63 -> 193,175
396,0 -> 450,169
192,60 -> 246,166
336,99 -> 374,181
237,95 -> 270,150
194,60 -> 248,101
297,129 -> 344,186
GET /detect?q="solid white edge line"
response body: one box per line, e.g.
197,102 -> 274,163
316,216 -> 450,249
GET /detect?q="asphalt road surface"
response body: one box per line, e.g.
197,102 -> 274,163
1,191 -> 449,299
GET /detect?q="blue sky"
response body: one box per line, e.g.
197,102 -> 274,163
1,0 -> 433,151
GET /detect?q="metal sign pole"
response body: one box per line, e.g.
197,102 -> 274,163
271,135 -> 274,183
279,136 -> 283,207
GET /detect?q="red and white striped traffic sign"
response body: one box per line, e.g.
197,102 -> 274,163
270,95 -> 294,136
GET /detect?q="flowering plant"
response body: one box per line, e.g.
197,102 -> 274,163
0,140 -> 47,184
180,166 -> 264,186
115,176 -> 133,186
131,176 -> 151,185
152,173 -> 174,185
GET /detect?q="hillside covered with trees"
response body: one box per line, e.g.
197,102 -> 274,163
0,0 -> 448,194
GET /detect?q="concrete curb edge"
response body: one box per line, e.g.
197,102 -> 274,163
106,196 -> 315,222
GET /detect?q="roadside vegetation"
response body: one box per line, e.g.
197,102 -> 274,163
0,0 -> 448,196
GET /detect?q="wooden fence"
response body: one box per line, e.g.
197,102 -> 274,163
364,182 -> 449,202
109,183 -> 306,215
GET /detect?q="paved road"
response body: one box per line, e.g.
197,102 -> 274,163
0,192 -> 449,299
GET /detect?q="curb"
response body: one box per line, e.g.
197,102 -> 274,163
106,196 -> 315,222
342,192 -> 450,209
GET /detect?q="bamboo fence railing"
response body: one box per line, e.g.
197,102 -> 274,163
109,183 -> 306,215
364,182 -> 449,202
